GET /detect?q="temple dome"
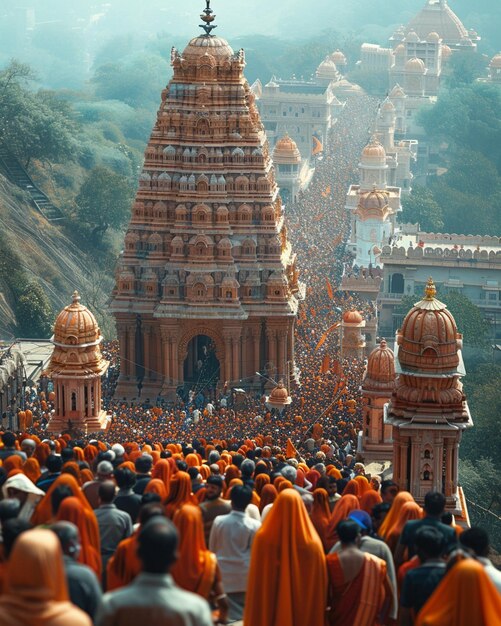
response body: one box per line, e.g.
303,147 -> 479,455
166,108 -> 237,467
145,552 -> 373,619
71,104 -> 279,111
406,0 -> 468,45
405,57 -> 426,72
441,44 -> 452,58
358,189 -> 389,211
404,30 -> 420,43
273,134 -> 301,164
394,44 -> 406,56
490,53 -> 501,69
182,35 -> 234,61
427,31 -> 441,42
316,57 -> 338,80
53,292 -> 101,348
330,50 -> 347,65
396,278 -> 462,373
343,310 -> 364,324
366,339 -> 396,385
362,138 -> 386,159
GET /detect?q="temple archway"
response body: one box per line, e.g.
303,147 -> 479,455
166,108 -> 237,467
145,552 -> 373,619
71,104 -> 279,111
182,334 -> 221,397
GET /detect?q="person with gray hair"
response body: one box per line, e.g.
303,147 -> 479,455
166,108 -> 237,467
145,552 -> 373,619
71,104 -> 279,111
82,461 -> 115,509
281,465 -> 297,484
240,459 -> 255,486
51,521 -> 102,621
208,450 -> 221,465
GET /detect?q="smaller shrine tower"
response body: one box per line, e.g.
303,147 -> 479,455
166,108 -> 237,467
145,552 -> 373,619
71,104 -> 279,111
385,278 -> 473,514
340,310 -> 366,360
47,292 -> 109,433
272,134 -> 302,204
361,339 -> 395,460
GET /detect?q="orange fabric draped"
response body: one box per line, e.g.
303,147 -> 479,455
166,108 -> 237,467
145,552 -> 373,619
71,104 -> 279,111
34,442 -> 51,467
151,459 -> 171,497
171,505 -> 217,599
326,494 -> 360,550
379,491 -> 415,540
73,447 -> 85,462
0,529 -> 90,626
259,484 -> 278,513
360,489 -> 383,515
353,475 -> 371,497
185,453 -> 200,468
3,455 -> 23,474
164,471 -> 195,518
342,479 -> 361,498
143,478 -> 168,500
31,473 -> 95,525
327,466 -> 342,480
310,488 -> 331,552
255,474 -> 270,496
326,551 -> 389,626
56,497 -> 101,578
23,457 -> 41,484
386,501 -> 423,554
61,461 -> 82,485
244,489 -> 327,626
416,559 -> 501,626
80,468 -> 94,484
106,532 -> 140,591
224,464 -> 240,487
278,479 -> 293,492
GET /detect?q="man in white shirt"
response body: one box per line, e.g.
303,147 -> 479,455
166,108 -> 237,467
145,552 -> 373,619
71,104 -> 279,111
209,485 -> 261,623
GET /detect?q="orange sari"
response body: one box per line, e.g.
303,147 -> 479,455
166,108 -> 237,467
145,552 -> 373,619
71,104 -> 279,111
310,488 -> 331,552
171,505 -> 217,599
378,491 -> 415,540
326,551 -> 390,626
245,489 -> 327,626
164,471 -> 195,518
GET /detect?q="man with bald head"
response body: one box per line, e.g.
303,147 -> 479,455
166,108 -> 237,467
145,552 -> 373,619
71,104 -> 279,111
51,521 -> 102,621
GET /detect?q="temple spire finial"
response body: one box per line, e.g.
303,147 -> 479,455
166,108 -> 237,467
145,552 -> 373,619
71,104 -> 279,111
424,277 -> 436,300
200,0 -> 217,36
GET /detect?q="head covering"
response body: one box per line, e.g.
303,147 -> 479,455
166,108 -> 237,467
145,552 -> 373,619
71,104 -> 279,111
245,489 -> 327,626
2,473 -> 45,521
3,455 -> 23,475
353,475 -> 371,497
360,489 -> 383,515
0,529 -> 90,626
23,457 -> 42,484
143,478 -> 168,500
310,488 -> 331,551
151,459 -> 171,498
259,484 -> 278,513
348,509 -> 373,531
31,474 -> 93,526
254,473 -> 270,496
386,501 -> 423,553
379,491 -> 415,540
56,497 -> 101,578
416,559 -> 501,626
164,471 -> 194,518
326,494 -> 360,550
171,505 -> 216,599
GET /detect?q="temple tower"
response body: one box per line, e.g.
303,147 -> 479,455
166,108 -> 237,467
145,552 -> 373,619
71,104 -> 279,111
47,292 -> 109,432
340,310 -> 366,360
361,339 -> 395,460
385,278 -> 473,514
272,134 -> 302,204
110,3 -> 299,400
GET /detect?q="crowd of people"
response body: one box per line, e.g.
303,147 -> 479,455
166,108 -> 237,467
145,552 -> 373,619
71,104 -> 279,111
0,98 -> 500,625
0,430 -> 500,625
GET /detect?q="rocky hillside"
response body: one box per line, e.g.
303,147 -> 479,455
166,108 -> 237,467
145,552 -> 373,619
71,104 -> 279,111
0,173 -> 115,339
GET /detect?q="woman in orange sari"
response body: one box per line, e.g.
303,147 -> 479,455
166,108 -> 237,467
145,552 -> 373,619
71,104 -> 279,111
0,529 -> 91,626
386,501 -> 423,555
23,457 -> 41,484
151,458 -> 171,497
245,489 -> 327,626
56,497 -> 101,578
31,474 -> 94,525
164,471 -> 194,518
259,484 -> 277,513
143,478 -> 168,500
378,491 -> 415,540
325,494 -> 360,550
171,504 -> 228,622
416,559 -> 501,626
254,473 -> 270,496
360,489 -> 383,516
310,488 -> 331,552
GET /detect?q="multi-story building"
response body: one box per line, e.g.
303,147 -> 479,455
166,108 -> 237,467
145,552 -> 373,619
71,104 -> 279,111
378,228 -> 501,340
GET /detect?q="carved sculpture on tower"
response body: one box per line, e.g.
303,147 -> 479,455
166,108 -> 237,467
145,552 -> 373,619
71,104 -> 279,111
110,2 -> 300,400
46,292 -> 109,433
340,310 -> 366,360
361,339 -> 395,460
385,278 -> 473,514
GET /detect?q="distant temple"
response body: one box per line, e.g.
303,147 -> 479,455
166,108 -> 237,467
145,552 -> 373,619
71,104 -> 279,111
110,3 -> 300,400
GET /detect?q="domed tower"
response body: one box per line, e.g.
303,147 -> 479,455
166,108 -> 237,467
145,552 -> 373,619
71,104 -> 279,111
47,292 -> 109,432
362,339 -> 396,459
489,53 -> 501,83
359,137 -> 388,191
340,310 -> 366,360
272,133 -> 302,204
385,278 -> 473,512
110,2 -> 300,399
375,98 -> 396,152
353,187 -> 393,268
315,56 -> 340,85
330,50 -> 347,71
404,57 -> 426,96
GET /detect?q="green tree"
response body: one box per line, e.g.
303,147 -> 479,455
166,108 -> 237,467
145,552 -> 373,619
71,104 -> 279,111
15,281 -> 53,338
399,186 -> 444,232
76,166 -> 134,240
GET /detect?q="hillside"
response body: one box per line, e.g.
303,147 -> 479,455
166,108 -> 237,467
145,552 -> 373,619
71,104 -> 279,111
0,173 -> 115,339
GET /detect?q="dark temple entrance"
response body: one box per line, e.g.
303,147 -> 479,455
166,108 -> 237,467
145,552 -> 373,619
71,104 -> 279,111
182,334 -> 220,398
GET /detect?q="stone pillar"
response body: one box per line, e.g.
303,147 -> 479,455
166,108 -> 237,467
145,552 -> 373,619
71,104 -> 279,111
118,328 -> 127,376
160,327 -> 171,387
277,330 -> 287,380
224,337 -> 232,382
127,325 -> 135,378
231,333 -> 241,383
266,328 -> 277,372
143,326 -> 150,379
252,327 -> 261,381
